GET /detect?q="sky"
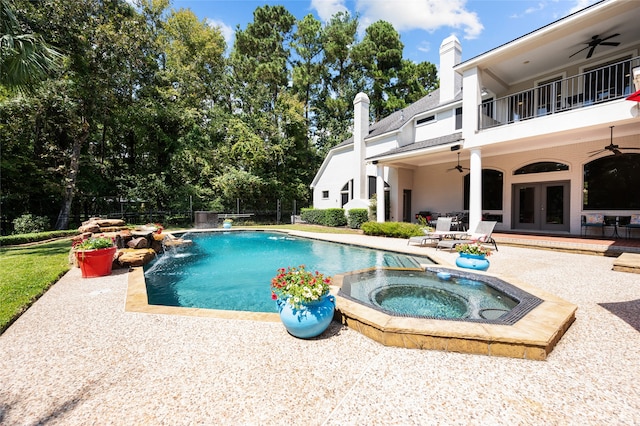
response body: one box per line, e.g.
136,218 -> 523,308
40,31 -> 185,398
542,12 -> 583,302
168,0 -> 601,65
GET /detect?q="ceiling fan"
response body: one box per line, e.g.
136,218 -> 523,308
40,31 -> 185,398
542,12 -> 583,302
588,126 -> 640,157
447,152 -> 469,173
569,33 -> 620,59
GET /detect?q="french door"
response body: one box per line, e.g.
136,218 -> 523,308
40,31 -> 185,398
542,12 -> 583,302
513,181 -> 570,232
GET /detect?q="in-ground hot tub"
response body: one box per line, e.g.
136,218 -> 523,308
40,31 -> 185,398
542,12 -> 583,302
339,267 -> 543,325
332,266 -> 577,360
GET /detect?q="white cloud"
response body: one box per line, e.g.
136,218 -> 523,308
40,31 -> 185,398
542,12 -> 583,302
510,1 -> 546,19
355,0 -> 484,40
417,41 -> 431,53
508,0 -> 599,20
207,19 -> 235,48
311,0 -> 349,22
565,0 -> 599,15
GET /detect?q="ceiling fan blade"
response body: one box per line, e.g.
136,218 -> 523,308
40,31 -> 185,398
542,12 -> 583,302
586,45 -> 596,59
599,33 -> 620,42
569,45 -> 590,58
589,150 -> 605,157
618,147 -> 640,150
600,42 -> 620,47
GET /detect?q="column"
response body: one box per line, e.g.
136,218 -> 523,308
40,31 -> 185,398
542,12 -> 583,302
376,164 -> 385,222
468,149 -> 482,231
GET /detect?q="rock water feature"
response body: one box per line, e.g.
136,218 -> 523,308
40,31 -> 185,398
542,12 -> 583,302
72,218 -> 191,270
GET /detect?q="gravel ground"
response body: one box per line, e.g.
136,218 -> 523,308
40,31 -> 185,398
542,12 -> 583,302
1,233 -> 639,425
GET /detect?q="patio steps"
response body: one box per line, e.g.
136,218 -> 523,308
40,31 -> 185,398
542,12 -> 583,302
613,253 -> 640,274
383,254 -> 421,269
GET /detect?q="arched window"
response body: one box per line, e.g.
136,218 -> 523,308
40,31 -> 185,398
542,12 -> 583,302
463,169 -> 504,210
340,180 -> 353,207
514,162 -> 569,175
341,177 -> 390,207
583,154 -> 640,209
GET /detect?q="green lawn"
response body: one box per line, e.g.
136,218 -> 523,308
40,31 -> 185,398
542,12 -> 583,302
0,239 -> 72,333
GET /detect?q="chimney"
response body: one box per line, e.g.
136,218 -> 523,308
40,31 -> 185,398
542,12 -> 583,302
439,35 -> 462,104
353,92 -> 370,201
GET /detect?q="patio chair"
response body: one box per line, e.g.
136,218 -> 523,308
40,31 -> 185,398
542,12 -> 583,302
623,214 -> 640,238
436,220 -> 498,251
581,213 -> 605,237
407,217 -> 453,246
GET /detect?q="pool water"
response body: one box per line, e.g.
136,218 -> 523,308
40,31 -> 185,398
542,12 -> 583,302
144,231 -> 432,313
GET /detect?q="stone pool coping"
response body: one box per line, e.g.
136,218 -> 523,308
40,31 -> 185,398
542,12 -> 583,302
125,228 -> 577,360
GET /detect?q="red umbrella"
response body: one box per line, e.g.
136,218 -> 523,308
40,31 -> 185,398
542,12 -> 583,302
626,89 -> 640,102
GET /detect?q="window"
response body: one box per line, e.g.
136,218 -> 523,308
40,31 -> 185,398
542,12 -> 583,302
514,162 -> 569,175
463,169 -> 504,210
455,107 -> 462,130
340,177 -> 390,211
416,115 -> 435,125
583,154 -> 640,209
340,181 -> 352,207
367,176 -> 391,220
367,175 -> 390,199
322,190 -> 329,199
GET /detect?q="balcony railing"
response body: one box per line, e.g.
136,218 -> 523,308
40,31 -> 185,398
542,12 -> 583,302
478,56 -> 640,130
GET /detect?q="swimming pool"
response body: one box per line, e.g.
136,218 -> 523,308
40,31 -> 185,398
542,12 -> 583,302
144,231 -> 433,313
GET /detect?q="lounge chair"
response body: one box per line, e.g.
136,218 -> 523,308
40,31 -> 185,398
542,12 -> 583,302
436,220 -> 498,251
407,217 -> 453,246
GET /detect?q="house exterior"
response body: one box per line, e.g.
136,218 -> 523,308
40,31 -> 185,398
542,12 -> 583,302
311,0 -> 640,236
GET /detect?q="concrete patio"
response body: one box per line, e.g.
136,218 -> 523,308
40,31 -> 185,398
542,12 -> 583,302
1,231 -> 639,424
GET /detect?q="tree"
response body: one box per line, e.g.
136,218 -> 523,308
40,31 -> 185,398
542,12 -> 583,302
353,20 -> 404,121
0,0 -> 62,93
291,14 -> 323,121
233,5 -> 296,112
314,11 -> 362,154
0,2 -> 439,231
14,0 -> 157,229
386,59 -> 439,111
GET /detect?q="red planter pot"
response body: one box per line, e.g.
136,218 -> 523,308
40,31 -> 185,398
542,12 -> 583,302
75,247 -> 117,278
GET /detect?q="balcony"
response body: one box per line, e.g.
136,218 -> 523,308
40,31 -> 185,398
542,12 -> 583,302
478,56 -> 640,130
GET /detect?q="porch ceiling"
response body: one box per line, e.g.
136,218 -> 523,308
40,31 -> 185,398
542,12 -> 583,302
458,1 -> 640,90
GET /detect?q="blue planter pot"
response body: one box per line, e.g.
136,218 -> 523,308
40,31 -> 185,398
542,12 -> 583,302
276,295 -> 335,338
456,253 -> 490,271
223,222 -> 232,229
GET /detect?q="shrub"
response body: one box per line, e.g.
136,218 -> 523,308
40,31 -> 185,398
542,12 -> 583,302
347,208 -> 369,229
361,221 -> 425,239
300,208 -> 325,225
324,208 -> 347,227
0,230 -> 79,246
12,214 -> 49,234
301,208 -> 347,227
368,194 -> 377,221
